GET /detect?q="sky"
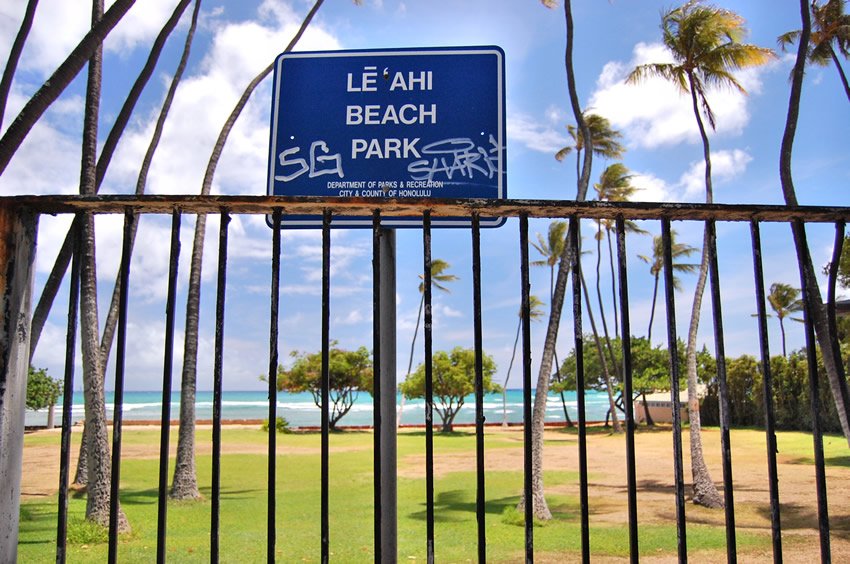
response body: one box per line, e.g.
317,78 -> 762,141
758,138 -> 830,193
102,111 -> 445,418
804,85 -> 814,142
1,0 -> 848,392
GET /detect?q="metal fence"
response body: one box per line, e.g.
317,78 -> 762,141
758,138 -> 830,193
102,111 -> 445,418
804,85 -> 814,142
2,194 -> 849,563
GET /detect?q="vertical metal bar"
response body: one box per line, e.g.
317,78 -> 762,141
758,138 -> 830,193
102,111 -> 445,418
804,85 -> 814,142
706,219 -> 737,562
321,209 -> 331,563
519,214 -> 533,562
56,217 -> 81,564
267,209 -> 282,563
471,213 -> 486,563
108,209 -> 134,564
156,210 -> 181,564
750,220 -> 782,562
371,210 -> 383,564
796,219 -> 831,561
570,216 -> 589,564
826,220 -> 850,420
423,210 -> 435,564
661,218 -> 687,562
615,216 -> 639,562
211,211 -> 230,563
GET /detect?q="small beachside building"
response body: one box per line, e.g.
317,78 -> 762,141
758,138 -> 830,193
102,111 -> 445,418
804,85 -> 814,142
634,390 -> 691,424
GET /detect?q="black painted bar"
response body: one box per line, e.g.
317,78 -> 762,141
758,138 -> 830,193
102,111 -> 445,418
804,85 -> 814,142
371,210 -> 383,564
321,210 -> 331,563
423,211 -> 435,564
661,218 -> 687,562
108,209 -> 134,564
267,209 -> 282,562
706,219 -> 737,563
570,217 -> 589,564
156,210 -> 181,564
471,213 -> 487,562
615,217 -> 639,562
796,220 -> 831,561
56,218 -> 81,564
519,214 -> 533,562
749,220 -> 782,561
211,211 -> 230,563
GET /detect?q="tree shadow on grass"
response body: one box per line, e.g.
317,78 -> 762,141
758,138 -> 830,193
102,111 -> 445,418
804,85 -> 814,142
407,490 -> 519,522
754,502 -> 850,537
786,454 -> 850,468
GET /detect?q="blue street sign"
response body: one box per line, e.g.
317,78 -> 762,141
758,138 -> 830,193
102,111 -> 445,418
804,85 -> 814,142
266,46 -> 506,228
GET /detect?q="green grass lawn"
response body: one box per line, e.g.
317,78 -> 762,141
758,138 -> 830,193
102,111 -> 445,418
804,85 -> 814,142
16,426 -> 794,562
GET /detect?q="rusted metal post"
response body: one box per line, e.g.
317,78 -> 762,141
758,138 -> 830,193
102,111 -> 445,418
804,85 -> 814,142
0,204 -> 38,563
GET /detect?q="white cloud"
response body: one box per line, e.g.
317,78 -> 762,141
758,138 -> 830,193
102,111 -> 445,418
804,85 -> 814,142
507,111 -> 568,154
678,149 -> 753,199
589,42 -> 769,149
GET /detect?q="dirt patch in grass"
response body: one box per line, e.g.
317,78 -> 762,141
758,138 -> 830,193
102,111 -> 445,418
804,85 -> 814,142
22,424 -> 850,561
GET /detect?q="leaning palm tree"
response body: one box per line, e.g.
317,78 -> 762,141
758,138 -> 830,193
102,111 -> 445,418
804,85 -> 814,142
638,231 -> 700,344
779,0 -> 850,102
0,0 -> 39,132
397,259 -> 458,427
531,221 -> 575,427
502,295 -> 545,427
628,0 -> 774,508
171,0 -> 327,500
767,282 -> 804,357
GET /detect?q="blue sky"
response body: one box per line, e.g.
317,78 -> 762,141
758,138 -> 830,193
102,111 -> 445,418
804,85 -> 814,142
2,0 -> 848,391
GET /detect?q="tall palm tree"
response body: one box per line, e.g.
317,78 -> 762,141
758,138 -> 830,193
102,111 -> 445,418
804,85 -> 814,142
779,0 -> 850,102
502,295 -> 545,427
555,112 -> 625,180
171,0 -> 328,499
593,163 -> 647,343
397,259 -> 458,427
531,221 -> 575,427
767,283 -> 804,357
525,0 -> 595,522
638,231 -> 699,344
781,0 -> 850,447
628,1 -> 774,509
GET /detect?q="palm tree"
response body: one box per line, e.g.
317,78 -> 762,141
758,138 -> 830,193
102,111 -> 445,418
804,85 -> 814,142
397,259 -> 458,427
779,0 -> 850,102
628,1 -> 774,509
593,163 -> 647,343
502,295 -> 545,427
638,231 -> 699,344
781,0 -> 850,446
526,0 -> 596,522
556,112 -> 625,180
531,221 -> 575,427
170,0 -> 328,499
767,283 -> 804,357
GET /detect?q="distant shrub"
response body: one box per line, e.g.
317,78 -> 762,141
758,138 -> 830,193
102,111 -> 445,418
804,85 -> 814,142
261,416 -> 291,434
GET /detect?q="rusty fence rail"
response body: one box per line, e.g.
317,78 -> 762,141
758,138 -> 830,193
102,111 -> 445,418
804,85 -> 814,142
2,195 -> 850,563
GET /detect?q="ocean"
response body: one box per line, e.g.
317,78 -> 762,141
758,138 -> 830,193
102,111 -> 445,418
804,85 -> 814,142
25,389 -> 616,428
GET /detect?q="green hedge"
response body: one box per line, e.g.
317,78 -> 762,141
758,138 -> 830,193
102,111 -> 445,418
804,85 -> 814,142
700,351 -> 842,433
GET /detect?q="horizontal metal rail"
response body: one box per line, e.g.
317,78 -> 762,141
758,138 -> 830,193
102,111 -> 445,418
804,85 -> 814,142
4,195 -> 850,222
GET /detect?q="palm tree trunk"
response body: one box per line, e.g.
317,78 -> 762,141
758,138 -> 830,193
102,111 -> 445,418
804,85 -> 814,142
607,230 -> 620,339
684,73 -> 724,509
0,0 -> 39,131
79,0 -> 129,530
399,293 -> 424,427
594,227 -> 620,376
99,0 -> 200,365
552,350 -> 573,427
781,0 -> 850,447
503,316 -> 521,427
526,0 -> 593,521
641,390 -> 655,426
779,317 -> 787,357
830,47 -> 850,103
581,269 -> 622,433
0,0 -> 137,175
647,272 -> 660,343
171,0 -> 326,497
